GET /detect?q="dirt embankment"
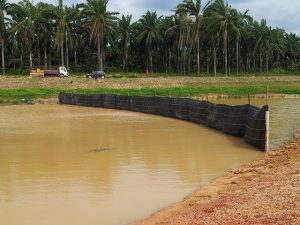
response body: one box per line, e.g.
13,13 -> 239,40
1,76 -> 300,89
134,138 -> 300,225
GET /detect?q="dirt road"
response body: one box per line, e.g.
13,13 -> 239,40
134,138 -> 300,225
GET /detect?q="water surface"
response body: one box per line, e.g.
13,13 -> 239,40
0,104 -> 264,225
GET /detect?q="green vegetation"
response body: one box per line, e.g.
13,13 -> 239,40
0,0 -> 299,76
0,88 -> 59,104
1,84 -> 299,105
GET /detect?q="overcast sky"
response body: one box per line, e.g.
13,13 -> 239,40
17,0 -> 300,34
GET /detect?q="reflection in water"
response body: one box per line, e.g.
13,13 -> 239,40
212,98 -> 300,148
0,105 -> 264,225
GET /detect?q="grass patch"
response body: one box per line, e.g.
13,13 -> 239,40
0,88 -> 60,105
1,84 -> 299,105
73,85 -> 300,97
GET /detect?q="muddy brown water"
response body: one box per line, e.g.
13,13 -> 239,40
0,99 -> 298,225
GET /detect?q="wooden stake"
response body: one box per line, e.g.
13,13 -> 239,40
248,93 -> 251,105
266,86 -> 269,105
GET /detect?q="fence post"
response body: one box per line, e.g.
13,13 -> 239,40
248,93 -> 251,105
265,110 -> 270,152
266,86 -> 269,105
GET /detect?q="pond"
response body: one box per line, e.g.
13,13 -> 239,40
0,100 -> 292,225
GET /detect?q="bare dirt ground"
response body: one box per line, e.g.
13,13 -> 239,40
1,76 -> 300,89
134,138 -> 300,225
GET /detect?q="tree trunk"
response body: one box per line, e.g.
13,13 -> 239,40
66,31 -> 69,70
20,54 -> 23,70
150,48 -> 153,74
97,33 -> 102,71
74,41 -> 77,66
266,51 -> 269,73
224,28 -> 228,76
236,39 -> 239,75
169,48 -> 171,73
165,45 -> 168,73
188,51 -> 191,74
183,48 -> 186,76
177,50 -> 180,73
207,49 -> 210,75
1,39 -> 4,75
44,42 -> 47,69
37,37 -> 41,66
259,54 -> 262,74
61,34 -> 64,66
229,52 -> 231,75
29,47 -> 33,69
214,46 -> 217,76
125,50 -> 128,73
122,54 -> 125,72
197,39 -> 200,75
246,52 -> 250,73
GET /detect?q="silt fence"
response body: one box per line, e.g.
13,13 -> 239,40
59,93 -> 269,151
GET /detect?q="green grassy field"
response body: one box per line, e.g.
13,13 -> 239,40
1,85 -> 299,105
1,75 -> 299,105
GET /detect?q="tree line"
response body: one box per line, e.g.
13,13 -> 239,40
0,0 -> 300,76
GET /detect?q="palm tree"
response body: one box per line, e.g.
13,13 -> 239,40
45,0 -> 75,68
0,0 -> 299,75
0,0 -> 8,75
160,16 -> 176,73
206,0 -> 241,76
137,11 -> 161,73
8,0 -> 37,68
116,14 -> 133,72
166,12 -> 192,75
79,0 -> 118,71
231,10 -> 250,75
176,0 -> 211,75
252,19 -> 286,73
285,33 -> 300,65
34,2 -> 50,67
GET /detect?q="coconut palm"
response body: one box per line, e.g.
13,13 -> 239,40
33,2 -> 50,67
160,16 -> 177,73
166,12 -> 192,75
176,0 -> 211,75
0,0 -> 9,75
252,19 -> 286,73
137,11 -> 161,73
206,0 -> 241,76
116,14 -> 133,72
79,0 -> 118,71
285,33 -> 300,65
8,0 -> 38,68
44,0 -> 75,68
1,0 -> 300,75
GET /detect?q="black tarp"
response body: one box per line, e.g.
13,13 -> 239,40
59,93 -> 268,151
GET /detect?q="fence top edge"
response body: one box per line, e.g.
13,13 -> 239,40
59,92 -> 267,111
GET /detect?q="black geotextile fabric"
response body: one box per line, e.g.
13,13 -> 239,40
59,93 -> 268,151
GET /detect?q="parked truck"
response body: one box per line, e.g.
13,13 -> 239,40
30,66 -> 69,78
